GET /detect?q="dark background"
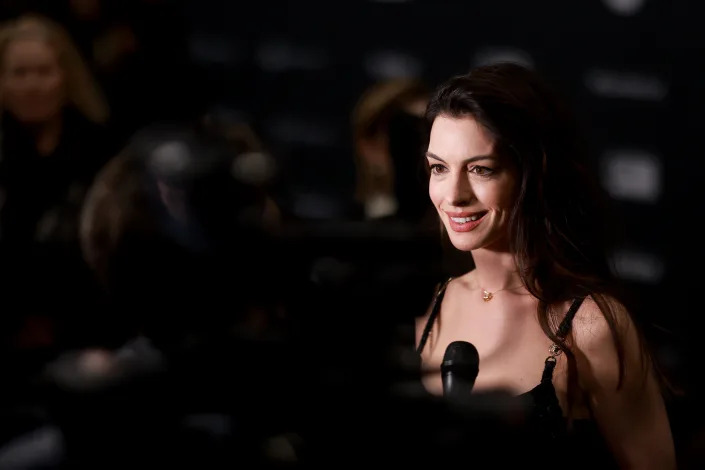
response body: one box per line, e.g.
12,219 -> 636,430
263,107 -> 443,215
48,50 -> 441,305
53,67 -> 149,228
1,0 -> 703,466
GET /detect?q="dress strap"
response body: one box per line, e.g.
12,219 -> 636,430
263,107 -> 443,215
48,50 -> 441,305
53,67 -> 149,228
557,296 -> 585,340
541,296 -> 586,383
416,277 -> 453,355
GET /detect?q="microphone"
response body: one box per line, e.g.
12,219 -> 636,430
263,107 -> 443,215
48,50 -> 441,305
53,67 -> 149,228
441,341 -> 479,404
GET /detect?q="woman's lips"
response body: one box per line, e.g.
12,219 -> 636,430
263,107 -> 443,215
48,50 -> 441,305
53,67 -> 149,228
445,210 -> 488,232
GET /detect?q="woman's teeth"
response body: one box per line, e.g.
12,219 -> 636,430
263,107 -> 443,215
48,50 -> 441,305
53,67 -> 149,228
451,215 -> 480,223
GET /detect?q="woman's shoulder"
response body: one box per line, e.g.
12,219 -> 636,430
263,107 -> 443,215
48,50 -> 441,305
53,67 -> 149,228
566,293 -> 646,390
569,294 -> 632,350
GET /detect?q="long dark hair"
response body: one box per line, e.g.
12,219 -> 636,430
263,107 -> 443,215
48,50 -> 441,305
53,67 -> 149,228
425,63 -> 651,410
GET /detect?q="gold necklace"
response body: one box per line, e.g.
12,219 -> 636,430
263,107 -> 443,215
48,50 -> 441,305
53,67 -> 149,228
481,284 -> 523,302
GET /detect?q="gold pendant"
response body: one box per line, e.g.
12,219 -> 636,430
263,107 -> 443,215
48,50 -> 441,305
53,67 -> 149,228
482,290 -> 493,302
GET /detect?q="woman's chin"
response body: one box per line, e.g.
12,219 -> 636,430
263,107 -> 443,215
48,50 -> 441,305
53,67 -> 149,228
447,231 -> 509,253
447,234 -> 481,252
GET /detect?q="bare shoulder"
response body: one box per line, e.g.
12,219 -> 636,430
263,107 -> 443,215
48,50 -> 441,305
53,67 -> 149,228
567,297 -> 676,468
571,295 -> 629,350
569,294 -> 645,390
571,293 -> 638,342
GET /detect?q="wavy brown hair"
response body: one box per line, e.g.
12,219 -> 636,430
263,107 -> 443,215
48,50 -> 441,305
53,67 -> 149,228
425,63 -> 653,412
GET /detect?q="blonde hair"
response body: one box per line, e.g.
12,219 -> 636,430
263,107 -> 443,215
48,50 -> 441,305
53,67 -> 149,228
0,14 -> 109,124
351,78 -> 429,203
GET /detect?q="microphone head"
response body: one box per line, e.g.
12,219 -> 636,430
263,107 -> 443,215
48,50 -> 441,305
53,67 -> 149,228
441,341 -> 479,373
440,341 -> 480,403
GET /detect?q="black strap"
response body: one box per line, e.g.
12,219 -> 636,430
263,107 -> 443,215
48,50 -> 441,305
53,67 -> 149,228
542,357 -> 558,383
416,277 -> 452,355
540,296 -> 586,383
556,296 -> 585,340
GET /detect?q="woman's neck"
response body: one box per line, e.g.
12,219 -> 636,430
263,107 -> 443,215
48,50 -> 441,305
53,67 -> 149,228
31,115 -> 63,157
469,248 -> 522,291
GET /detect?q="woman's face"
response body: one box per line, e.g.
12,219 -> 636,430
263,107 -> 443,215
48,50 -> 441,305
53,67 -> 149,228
1,38 -> 65,124
427,115 -> 519,252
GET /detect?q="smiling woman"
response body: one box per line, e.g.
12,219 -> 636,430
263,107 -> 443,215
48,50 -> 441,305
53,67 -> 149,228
415,63 -> 676,469
426,115 -> 518,253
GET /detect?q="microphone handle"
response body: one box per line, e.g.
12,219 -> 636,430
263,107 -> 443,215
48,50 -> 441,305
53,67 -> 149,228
441,365 -> 478,401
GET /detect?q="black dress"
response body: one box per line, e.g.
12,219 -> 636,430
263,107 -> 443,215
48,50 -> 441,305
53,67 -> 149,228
416,278 -> 618,468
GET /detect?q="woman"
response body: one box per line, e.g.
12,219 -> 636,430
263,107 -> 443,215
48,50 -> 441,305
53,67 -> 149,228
0,14 -> 116,354
351,78 -> 430,221
415,63 -> 675,468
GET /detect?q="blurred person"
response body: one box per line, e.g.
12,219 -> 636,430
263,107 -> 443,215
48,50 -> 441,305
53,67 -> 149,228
0,13 -> 119,466
415,63 -> 676,468
63,123 -> 297,467
351,78 -> 432,222
0,14 -> 117,372
80,122 -> 283,350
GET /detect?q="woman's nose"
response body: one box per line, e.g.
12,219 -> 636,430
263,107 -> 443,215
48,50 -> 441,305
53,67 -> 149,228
445,172 -> 474,207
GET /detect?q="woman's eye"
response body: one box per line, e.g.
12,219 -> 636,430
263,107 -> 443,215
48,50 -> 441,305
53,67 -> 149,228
470,166 -> 494,176
429,164 -> 447,175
